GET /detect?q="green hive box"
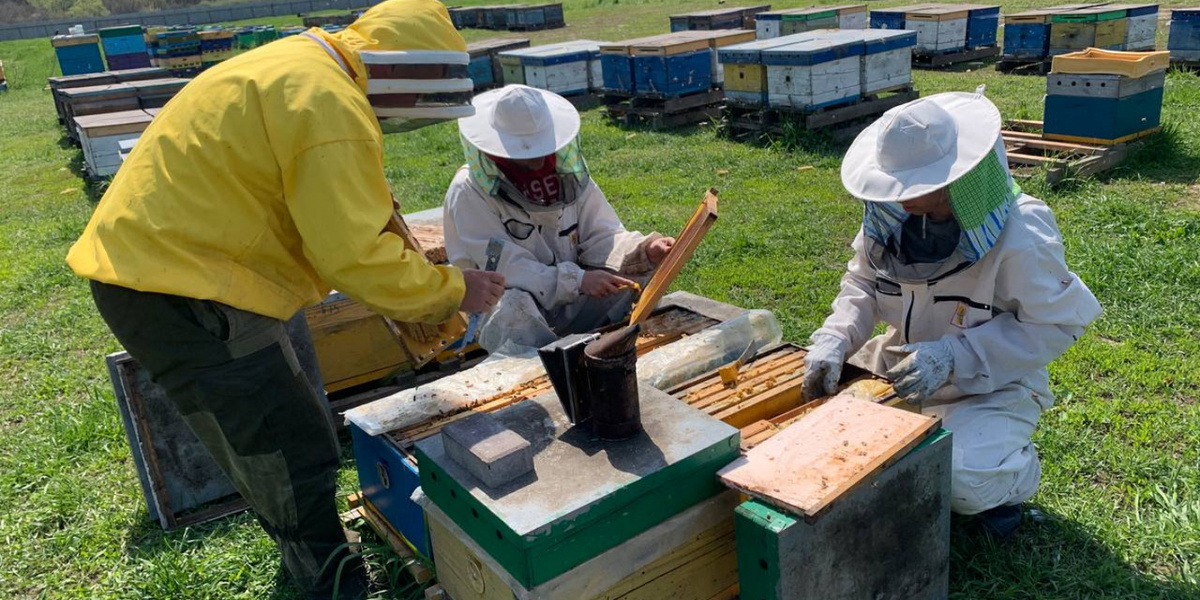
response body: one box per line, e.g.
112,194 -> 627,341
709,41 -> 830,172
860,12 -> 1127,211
415,382 -> 740,588
736,429 -> 952,600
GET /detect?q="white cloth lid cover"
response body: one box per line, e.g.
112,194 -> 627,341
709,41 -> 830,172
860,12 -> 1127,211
457,84 -> 581,159
841,89 -> 1002,203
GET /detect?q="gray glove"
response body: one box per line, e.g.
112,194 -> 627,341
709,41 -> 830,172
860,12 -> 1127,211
885,339 -> 955,403
803,335 -> 849,399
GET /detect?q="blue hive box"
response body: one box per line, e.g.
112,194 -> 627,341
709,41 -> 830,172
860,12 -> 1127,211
53,34 -> 106,76
1169,8 -> 1200,61
966,5 -> 1001,48
632,49 -> 712,98
1043,70 -> 1166,144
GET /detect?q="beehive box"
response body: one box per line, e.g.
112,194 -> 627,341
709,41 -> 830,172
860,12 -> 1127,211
835,4 -> 869,30
52,34 -> 105,76
100,25 -> 151,71
415,383 -> 740,588
779,7 -> 839,37
1044,50 -> 1168,144
1003,9 -> 1059,59
1169,8 -> 1200,60
965,5 -> 1001,48
861,29 -> 917,94
630,32 -> 717,97
1050,6 -> 1131,54
449,6 -> 482,29
764,30 -> 864,110
498,40 -> 603,94
467,37 -> 531,89
756,8 -> 815,39
720,32 -> 819,105
1118,4 -> 1161,50
906,5 -> 970,53
75,109 -> 155,178
869,4 -> 935,30
481,5 -> 514,30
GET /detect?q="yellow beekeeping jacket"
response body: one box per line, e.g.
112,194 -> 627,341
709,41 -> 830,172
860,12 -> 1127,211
67,0 -> 466,323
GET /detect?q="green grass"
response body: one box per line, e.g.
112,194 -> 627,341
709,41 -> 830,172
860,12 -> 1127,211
3,1 -> 1200,598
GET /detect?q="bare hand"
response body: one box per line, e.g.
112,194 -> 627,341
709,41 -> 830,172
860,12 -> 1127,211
647,237 -> 675,266
581,270 -> 637,298
460,269 -> 506,313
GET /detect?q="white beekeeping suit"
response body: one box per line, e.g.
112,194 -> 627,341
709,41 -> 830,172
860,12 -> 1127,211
805,89 -> 1102,530
443,85 -> 662,352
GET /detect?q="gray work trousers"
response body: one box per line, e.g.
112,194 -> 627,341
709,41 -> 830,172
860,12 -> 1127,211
90,281 -> 355,598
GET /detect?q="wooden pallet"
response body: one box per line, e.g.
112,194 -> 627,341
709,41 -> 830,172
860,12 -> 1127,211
995,55 -> 1052,75
725,85 -> 919,141
603,89 -> 725,129
344,492 -> 435,584
1002,119 -> 1147,187
913,45 -> 1000,69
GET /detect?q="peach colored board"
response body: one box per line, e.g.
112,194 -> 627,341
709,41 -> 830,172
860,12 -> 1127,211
718,395 -> 938,521
629,189 -> 719,325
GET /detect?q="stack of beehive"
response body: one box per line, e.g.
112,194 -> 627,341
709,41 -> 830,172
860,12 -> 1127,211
1049,4 -> 1160,56
504,3 -> 566,30
755,5 -> 868,39
466,38 -> 531,90
599,30 -> 755,97
198,29 -> 235,69
53,33 -> 106,76
1169,8 -> 1200,62
869,3 -> 999,54
100,25 -> 151,71
1043,49 -> 1168,144
669,5 -> 772,32
721,28 -> 916,110
147,28 -> 202,73
497,40 -> 604,95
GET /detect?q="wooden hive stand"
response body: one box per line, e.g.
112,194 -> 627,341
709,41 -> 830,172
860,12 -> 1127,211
1002,119 -> 1153,187
724,84 -> 919,142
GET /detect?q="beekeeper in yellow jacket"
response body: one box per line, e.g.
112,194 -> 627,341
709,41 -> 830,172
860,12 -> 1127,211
66,1 -> 504,597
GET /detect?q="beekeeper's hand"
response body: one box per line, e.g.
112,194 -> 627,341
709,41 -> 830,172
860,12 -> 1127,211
460,269 -> 506,313
886,340 -> 955,403
803,335 -> 849,399
581,270 -> 637,298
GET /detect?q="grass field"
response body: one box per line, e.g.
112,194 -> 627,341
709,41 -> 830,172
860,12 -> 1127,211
2,1 -> 1200,598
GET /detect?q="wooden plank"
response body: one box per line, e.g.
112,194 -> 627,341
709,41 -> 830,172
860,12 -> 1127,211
629,190 -> 719,324
718,395 -> 939,521
345,494 -> 435,584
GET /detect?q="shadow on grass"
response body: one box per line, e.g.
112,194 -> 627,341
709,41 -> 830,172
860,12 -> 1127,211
1108,123 -> 1200,186
950,505 -> 1200,599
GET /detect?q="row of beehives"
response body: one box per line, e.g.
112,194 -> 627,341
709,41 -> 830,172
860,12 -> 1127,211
720,28 -> 917,111
449,3 -> 565,32
49,24 -> 309,78
466,30 -> 761,99
1000,3 -> 1160,61
46,68 -> 188,178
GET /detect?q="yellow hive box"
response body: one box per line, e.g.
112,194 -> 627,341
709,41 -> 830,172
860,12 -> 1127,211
1051,48 -> 1170,77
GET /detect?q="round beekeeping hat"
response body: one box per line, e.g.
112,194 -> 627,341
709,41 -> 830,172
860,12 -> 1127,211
458,84 -> 581,160
841,86 -> 1002,203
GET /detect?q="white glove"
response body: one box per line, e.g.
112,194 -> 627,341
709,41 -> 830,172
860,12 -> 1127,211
885,339 -> 955,403
803,335 -> 849,399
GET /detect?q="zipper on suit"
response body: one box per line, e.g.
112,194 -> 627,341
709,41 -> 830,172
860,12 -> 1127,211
933,295 -> 992,311
903,290 -> 915,344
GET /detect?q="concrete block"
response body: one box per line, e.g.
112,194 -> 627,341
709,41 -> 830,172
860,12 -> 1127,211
442,412 -> 534,489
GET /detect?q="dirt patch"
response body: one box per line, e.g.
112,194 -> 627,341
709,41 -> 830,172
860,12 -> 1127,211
1173,184 -> 1200,212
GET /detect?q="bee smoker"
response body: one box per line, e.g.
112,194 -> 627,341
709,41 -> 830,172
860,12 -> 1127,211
537,324 -> 642,440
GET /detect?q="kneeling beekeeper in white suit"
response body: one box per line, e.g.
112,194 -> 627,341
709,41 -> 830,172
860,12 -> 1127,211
443,85 -> 675,352
803,88 -> 1103,539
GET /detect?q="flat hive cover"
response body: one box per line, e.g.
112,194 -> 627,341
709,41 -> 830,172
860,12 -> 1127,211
416,382 -> 738,538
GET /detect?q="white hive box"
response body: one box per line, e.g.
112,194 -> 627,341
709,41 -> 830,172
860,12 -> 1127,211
835,4 -> 869,29
76,109 -> 154,178
499,40 -> 604,95
764,30 -> 865,109
907,5 -> 970,53
860,29 -> 917,94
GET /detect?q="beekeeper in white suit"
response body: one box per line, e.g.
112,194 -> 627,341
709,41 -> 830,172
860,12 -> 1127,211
443,85 -> 675,352
803,88 -> 1102,539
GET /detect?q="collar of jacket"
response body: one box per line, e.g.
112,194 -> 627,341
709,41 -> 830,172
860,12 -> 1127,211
494,172 -> 590,214
307,27 -> 368,94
